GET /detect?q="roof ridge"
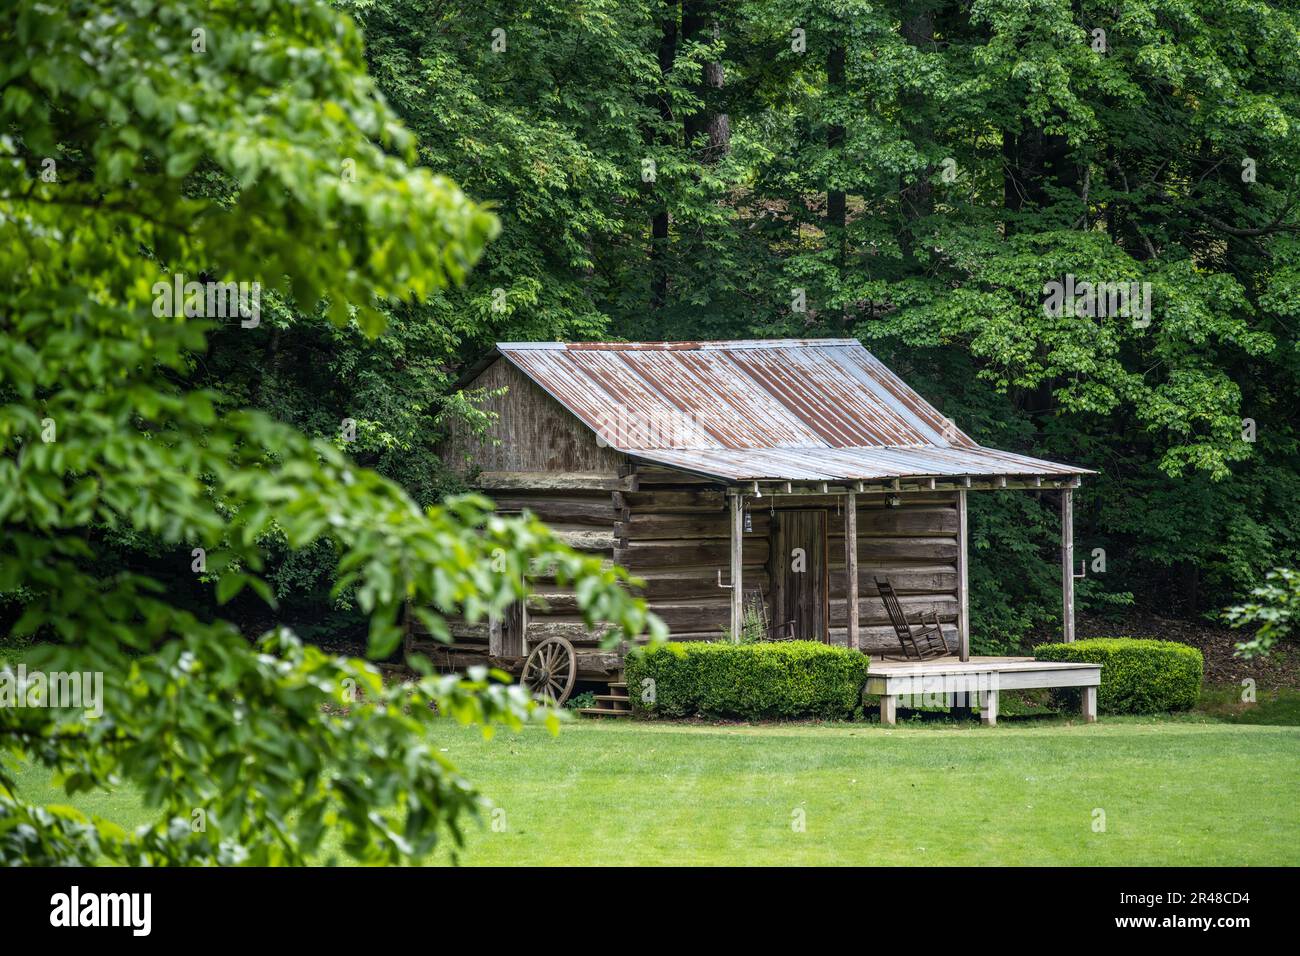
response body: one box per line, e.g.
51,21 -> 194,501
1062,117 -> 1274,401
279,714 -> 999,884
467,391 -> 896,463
497,338 -> 861,351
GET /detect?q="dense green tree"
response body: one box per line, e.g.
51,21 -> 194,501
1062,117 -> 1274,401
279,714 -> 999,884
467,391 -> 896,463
183,0 -> 1300,647
1227,567 -> 1300,657
614,0 -> 1300,642
11,0 -> 1294,768
0,0 -> 655,864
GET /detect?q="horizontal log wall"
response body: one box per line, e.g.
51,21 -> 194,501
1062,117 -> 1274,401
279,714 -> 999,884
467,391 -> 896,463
625,479 -> 960,650
411,461 -> 963,669
407,477 -> 628,678
620,467 -> 761,642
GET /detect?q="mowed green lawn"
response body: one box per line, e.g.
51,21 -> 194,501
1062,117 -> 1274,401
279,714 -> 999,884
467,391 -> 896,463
7,705 -> 1299,866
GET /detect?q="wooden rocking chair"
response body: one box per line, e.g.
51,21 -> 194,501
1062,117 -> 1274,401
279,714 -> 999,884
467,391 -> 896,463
875,577 -> 951,660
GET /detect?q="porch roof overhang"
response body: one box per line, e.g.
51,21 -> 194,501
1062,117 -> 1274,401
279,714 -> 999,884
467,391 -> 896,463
624,444 -> 1089,484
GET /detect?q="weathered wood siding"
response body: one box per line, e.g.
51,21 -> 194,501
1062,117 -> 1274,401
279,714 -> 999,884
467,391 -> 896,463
407,477 -> 630,678
618,467 -> 763,642
413,358 -> 629,677
623,472 -> 960,652
500,480 -> 629,675
441,357 -> 624,475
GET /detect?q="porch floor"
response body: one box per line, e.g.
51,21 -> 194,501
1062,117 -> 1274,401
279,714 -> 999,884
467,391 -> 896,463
866,654 -> 1091,673
862,654 -> 1101,727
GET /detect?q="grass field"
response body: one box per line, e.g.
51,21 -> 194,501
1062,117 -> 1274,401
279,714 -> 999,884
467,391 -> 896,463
6,693 -> 1299,866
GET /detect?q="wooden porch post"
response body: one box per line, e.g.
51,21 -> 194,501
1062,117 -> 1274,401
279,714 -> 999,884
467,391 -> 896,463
845,490 -> 859,650
1061,487 -> 1075,643
957,489 -> 970,661
730,492 -> 744,643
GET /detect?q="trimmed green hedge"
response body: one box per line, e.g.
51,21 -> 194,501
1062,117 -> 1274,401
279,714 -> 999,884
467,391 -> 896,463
1033,638 -> 1203,714
623,640 -> 870,720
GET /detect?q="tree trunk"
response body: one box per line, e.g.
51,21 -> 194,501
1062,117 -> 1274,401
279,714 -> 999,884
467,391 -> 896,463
682,1 -> 730,161
703,51 -> 730,157
898,9 -> 934,264
827,36 -> 846,327
826,40 -> 845,243
650,1 -> 678,309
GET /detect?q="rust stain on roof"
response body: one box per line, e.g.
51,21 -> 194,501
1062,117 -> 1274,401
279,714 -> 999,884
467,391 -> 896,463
494,340 -> 1090,482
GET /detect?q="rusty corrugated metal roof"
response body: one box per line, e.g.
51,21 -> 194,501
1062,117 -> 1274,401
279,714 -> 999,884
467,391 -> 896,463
622,446 -> 1086,482
495,340 -> 1090,482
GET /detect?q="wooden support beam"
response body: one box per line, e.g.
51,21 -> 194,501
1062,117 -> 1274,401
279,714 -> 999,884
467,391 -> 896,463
880,694 -> 897,726
957,489 -> 970,662
729,493 -> 744,643
1083,686 -> 1097,723
745,476 -> 1090,496
664,473 -> 1080,498
475,471 -> 633,491
1061,487 -> 1075,643
980,688 -> 999,726
845,490 -> 859,650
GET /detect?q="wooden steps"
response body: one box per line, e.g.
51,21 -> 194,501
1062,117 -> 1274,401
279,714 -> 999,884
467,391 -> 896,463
579,680 -> 632,718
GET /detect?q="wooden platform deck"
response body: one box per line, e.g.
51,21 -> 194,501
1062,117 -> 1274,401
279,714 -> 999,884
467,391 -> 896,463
863,655 -> 1100,726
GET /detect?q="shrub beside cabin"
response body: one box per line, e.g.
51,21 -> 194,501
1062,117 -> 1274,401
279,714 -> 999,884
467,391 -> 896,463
419,339 -> 1096,722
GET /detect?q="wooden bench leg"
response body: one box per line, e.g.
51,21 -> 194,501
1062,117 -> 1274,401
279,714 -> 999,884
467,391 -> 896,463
980,688 -> 998,726
880,695 -> 897,726
1083,686 -> 1097,723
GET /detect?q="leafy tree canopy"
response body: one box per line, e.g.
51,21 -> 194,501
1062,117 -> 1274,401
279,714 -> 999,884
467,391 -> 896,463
319,0 -> 1300,643
0,0 -> 654,865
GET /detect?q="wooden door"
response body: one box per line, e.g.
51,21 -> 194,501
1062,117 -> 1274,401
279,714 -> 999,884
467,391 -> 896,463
490,511 -> 528,659
488,595 -> 528,658
770,509 -> 828,640
502,598 -> 528,658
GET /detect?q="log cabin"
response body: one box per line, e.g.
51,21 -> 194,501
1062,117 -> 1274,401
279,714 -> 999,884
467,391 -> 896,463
416,338 -> 1100,724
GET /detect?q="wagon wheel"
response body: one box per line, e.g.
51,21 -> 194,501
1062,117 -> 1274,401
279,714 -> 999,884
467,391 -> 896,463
520,637 -> 577,705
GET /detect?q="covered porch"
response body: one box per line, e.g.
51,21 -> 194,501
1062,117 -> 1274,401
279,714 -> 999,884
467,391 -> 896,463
700,467 -> 1097,725
712,472 -> 1086,650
